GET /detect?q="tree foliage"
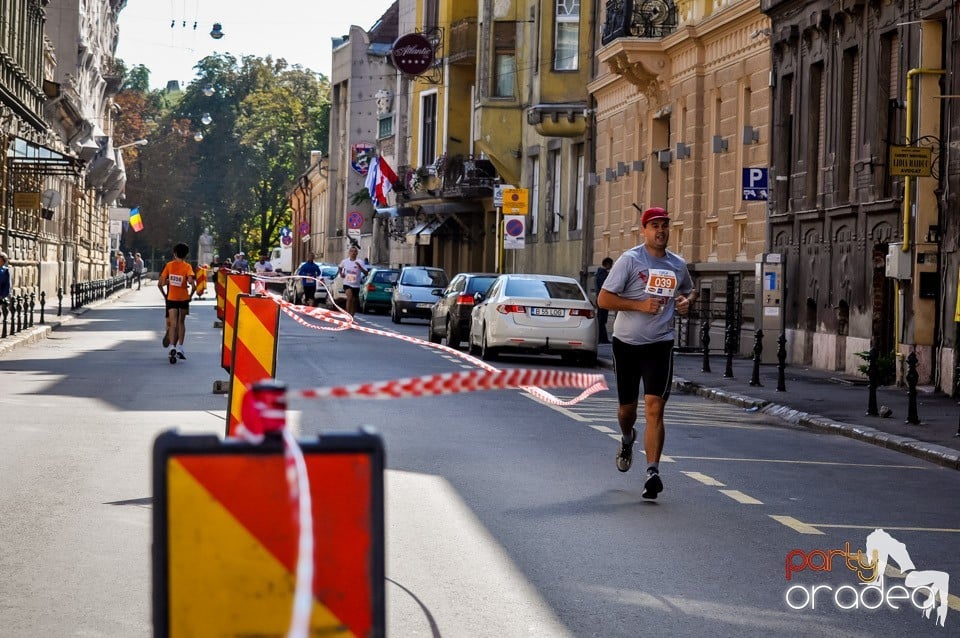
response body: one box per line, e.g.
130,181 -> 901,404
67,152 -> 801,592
112,54 -> 330,264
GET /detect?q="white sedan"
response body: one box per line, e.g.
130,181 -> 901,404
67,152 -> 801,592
468,274 -> 598,366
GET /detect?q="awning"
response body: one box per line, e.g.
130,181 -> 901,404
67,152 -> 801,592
405,217 -> 451,245
8,137 -> 84,177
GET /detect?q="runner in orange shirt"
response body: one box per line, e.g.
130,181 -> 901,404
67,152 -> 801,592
158,243 -> 197,364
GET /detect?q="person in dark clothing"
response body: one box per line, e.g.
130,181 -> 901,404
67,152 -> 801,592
595,257 -> 614,344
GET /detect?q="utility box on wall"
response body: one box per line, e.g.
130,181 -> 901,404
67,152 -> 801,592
885,243 -> 912,279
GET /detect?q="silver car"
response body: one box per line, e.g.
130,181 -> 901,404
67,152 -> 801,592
468,274 -> 598,365
391,266 -> 449,323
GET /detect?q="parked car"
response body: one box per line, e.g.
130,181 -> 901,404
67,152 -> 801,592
359,267 -> 400,313
391,266 -> 449,323
467,274 -> 598,365
285,263 -> 338,305
427,272 -> 499,348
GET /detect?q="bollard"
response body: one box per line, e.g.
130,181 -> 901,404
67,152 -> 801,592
28,292 -> 35,328
723,323 -> 735,378
776,333 -> 787,392
701,316 -> 711,373
866,346 -> 879,416
39,291 -> 45,324
57,287 -> 63,316
14,294 -> 22,333
749,329 -> 763,386
905,350 -> 920,425
1,298 -> 7,338
69,283 -> 75,311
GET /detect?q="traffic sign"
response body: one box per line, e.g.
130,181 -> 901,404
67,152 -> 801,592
493,184 -> 515,208
347,211 -> 364,229
347,228 -> 361,240
502,188 -> 529,215
298,221 -> 310,236
504,215 -> 526,249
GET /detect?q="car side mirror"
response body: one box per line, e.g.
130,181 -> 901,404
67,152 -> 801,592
474,292 -> 484,304
431,288 -> 443,297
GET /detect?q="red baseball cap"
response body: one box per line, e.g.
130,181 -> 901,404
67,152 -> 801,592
641,207 -> 670,226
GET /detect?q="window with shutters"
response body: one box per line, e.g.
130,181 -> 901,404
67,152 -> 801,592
838,47 -> 858,204
554,0 -> 580,71
572,144 -> 584,231
529,155 -> 540,237
776,74 -> 794,214
807,63 -> 824,208
420,92 -> 437,167
550,149 -> 562,233
880,32 -> 899,198
493,22 -> 516,98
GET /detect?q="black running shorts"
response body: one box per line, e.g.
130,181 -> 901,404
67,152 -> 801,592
165,299 -> 190,315
611,338 -> 674,405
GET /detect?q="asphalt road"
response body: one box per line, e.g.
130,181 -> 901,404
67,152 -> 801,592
0,288 -> 958,637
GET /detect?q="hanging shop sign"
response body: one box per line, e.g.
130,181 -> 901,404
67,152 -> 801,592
391,33 -> 434,76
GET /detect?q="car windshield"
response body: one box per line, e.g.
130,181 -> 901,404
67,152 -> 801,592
466,277 -> 497,295
401,269 -> 448,287
320,267 -> 338,277
504,278 -> 585,300
373,271 -> 399,284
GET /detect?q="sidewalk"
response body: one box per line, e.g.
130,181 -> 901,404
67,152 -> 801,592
597,342 -> 960,471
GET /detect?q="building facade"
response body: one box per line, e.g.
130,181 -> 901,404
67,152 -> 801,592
762,0 -> 957,391
590,0 -> 772,353
2,0 -> 126,309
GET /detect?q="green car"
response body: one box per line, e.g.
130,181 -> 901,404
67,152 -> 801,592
359,267 -> 400,314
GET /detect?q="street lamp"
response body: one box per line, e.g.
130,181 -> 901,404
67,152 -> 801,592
116,139 -> 148,150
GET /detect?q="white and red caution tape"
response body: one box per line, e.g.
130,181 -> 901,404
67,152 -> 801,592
289,367 -> 606,403
265,291 -> 607,406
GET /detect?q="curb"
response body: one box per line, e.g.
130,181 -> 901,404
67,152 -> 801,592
597,356 -> 960,472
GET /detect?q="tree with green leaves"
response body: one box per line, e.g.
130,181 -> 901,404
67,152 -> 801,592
113,53 -> 330,264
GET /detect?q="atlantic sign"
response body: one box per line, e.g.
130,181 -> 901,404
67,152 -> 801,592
391,33 -> 434,76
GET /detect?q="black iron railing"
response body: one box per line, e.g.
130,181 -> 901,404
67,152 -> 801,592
602,0 -> 679,45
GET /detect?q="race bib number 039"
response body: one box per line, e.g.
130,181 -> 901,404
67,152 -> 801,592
645,269 -> 677,297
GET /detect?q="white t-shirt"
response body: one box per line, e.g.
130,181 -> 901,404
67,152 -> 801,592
254,260 -> 274,274
602,244 -> 693,345
338,258 -> 366,288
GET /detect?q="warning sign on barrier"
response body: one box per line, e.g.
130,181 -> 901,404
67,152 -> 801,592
221,273 -> 252,372
152,429 -> 385,637
227,294 -> 280,437
215,268 -> 229,321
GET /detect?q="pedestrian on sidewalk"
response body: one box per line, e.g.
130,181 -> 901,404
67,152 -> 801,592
133,253 -> 145,290
0,252 -> 10,304
598,206 -> 695,500
158,243 -> 196,363
595,257 -> 613,344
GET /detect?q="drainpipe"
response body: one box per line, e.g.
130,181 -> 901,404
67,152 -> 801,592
901,67 -> 945,254
896,67 -> 945,360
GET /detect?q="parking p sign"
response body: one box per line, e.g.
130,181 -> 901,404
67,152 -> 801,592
742,168 -> 768,201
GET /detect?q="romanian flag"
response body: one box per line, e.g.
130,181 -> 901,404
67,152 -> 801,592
130,207 -> 144,232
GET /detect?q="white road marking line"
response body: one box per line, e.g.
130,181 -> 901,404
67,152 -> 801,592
669,455 -> 927,469
719,489 -> 763,505
769,515 -> 824,535
681,471 -> 726,487
811,523 -> 960,533
591,425 -> 616,433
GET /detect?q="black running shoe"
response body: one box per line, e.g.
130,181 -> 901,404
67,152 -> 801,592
642,469 -> 663,500
616,430 -> 635,472
169,348 -> 177,364
162,335 -> 170,348
176,350 -> 186,360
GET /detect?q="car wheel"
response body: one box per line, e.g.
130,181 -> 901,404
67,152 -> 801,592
446,317 -> 461,349
391,304 -> 401,324
428,321 -> 441,344
481,328 -> 498,361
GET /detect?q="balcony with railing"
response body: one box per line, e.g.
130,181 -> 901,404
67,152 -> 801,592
601,0 -> 679,45
448,18 -> 478,65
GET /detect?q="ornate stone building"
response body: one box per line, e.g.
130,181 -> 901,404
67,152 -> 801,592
590,0 -> 773,354
762,0 -> 957,391
2,0 -> 126,305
